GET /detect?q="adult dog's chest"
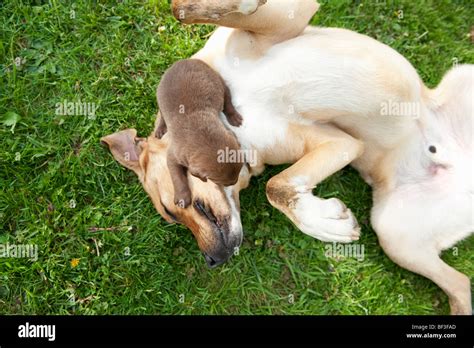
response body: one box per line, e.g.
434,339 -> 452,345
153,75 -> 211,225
201,26 -> 423,167
210,50 -> 319,158
214,62 -> 301,153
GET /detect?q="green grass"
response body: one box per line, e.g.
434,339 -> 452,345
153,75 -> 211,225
0,0 -> 472,315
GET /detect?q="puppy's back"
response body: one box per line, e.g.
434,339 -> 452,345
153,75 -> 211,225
157,59 -> 226,126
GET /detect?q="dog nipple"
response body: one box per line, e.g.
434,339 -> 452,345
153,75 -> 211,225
428,145 -> 437,154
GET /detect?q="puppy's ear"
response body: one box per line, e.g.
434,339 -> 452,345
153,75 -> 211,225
101,129 -> 145,176
191,172 -> 207,182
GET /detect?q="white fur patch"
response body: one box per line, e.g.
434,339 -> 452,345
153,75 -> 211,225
292,193 -> 360,243
238,0 -> 259,15
224,186 -> 243,245
290,175 -> 311,193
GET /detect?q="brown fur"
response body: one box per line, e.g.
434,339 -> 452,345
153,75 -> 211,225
156,59 -> 244,208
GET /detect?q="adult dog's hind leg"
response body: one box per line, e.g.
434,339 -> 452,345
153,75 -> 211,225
266,124 -> 364,243
372,192 -> 473,314
376,230 -> 471,315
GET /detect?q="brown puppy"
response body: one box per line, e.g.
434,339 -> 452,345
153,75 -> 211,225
156,59 -> 244,208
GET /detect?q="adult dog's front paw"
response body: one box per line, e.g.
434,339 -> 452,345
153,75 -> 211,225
292,194 -> 360,243
238,0 -> 266,15
172,0 -> 266,23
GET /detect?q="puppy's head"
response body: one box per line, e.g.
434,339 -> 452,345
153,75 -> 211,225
187,127 -> 245,187
101,128 -> 251,267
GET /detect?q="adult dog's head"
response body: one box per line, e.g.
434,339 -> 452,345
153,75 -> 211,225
101,127 -> 251,267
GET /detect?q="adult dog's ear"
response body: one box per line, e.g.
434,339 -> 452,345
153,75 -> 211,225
101,129 -> 145,176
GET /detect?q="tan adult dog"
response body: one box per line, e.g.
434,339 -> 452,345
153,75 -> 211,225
101,0 -> 473,314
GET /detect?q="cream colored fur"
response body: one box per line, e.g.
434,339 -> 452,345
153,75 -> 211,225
103,0 -> 473,314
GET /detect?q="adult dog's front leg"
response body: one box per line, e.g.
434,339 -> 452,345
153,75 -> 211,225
266,124 -> 364,243
171,0 -> 319,42
172,0 -> 266,23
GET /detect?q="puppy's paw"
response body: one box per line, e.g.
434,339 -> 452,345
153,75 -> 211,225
225,110 -> 243,127
292,194 -> 360,243
155,124 -> 167,139
174,193 -> 192,209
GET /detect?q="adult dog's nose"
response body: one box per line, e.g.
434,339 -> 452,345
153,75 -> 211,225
203,253 -> 227,268
193,199 -> 243,268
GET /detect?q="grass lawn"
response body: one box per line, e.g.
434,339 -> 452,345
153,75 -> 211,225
0,0 -> 472,315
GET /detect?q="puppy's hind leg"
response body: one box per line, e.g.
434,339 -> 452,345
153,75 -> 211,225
223,84 -> 243,127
